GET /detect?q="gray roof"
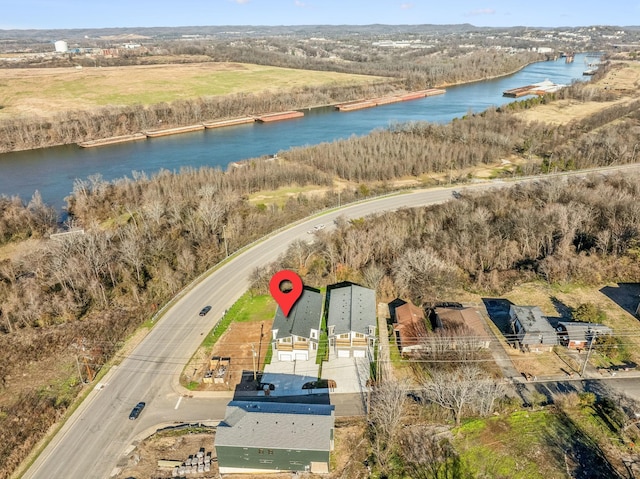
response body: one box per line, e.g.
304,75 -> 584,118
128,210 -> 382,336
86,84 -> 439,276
327,284 -> 376,335
215,401 -> 335,451
558,321 -> 612,341
511,305 -> 555,335
272,288 -> 322,339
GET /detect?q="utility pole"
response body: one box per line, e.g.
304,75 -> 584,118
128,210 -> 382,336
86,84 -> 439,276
580,335 -> 595,377
251,343 -> 257,381
222,225 -> 229,258
257,324 -> 264,375
75,354 -> 84,384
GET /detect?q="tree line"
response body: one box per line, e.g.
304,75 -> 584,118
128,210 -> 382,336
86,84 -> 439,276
0,81 -> 398,153
0,45 -> 541,153
259,174 -> 640,305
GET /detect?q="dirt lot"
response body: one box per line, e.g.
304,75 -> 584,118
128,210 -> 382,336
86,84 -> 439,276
0,62 -> 383,119
185,320 -> 273,391
116,418 -> 367,479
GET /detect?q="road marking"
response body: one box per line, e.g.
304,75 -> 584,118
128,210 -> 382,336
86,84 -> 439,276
174,397 -> 183,410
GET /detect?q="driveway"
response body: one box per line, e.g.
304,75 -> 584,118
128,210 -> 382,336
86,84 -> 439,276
261,351 -> 321,396
321,354 -> 370,395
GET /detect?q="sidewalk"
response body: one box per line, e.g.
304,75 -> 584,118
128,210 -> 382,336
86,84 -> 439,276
376,312 -> 392,382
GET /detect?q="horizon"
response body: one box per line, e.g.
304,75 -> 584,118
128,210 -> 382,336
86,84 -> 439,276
2,0 -> 639,31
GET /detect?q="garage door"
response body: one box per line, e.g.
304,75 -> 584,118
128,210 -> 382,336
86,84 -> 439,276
279,353 -> 293,361
295,352 -> 308,361
337,349 -> 350,358
353,349 -> 366,358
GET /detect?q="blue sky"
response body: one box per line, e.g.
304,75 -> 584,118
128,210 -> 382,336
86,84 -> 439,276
2,0 -> 639,30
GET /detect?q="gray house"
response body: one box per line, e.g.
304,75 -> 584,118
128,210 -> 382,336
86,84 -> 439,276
557,321 -> 612,349
272,287 -> 322,362
327,284 -> 377,358
509,305 -> 557,352
215,401 -> 335,474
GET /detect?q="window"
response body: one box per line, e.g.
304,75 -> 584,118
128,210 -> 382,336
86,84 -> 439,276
339,333 -> 349,339
311,330 -> 317,339
328,325 -> 335,335
268,449 -> 274,455
258,449 -> 264,455
355,332 -> 365,338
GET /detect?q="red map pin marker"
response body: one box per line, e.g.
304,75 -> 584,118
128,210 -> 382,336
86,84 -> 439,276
269,270 -> 303,317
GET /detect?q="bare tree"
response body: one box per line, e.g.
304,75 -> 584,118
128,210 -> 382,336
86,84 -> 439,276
368,379 -> 408,475
400,426 -> 467,479
420,365 -> 504,426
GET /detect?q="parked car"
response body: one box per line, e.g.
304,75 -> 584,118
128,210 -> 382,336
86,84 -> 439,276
129,402 -> 146,420
199,305 -> 212,316
314,223 -> 325,230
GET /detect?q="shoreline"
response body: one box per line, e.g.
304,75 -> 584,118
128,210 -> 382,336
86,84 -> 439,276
0,60 -> 546,154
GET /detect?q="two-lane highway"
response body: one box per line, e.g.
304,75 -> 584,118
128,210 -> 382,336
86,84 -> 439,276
23,165 -> 640,478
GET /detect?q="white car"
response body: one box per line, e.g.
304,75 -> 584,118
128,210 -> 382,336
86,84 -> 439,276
314,223 -> 325,230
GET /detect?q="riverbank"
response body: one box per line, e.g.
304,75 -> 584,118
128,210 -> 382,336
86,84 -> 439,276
0,55 -> 545,154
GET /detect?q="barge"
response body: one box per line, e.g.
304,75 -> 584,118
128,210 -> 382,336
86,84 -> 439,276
145,124 -> 205,138
78,133 -> 146,148
203,117 -> 255,128
255,111 -> 304,122
335,88 -> 446,111
503,80 -> 565,98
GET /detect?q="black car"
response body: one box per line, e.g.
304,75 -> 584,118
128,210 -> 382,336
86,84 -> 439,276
129,401 -> 146,420
199,305 -> 212,316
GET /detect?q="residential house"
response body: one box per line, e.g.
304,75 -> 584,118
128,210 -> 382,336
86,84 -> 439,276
272,287 -> 322,362
434,307 -> 491,349
393,301 -> 428,354
216,401 -> 335,474
327,284 -> 377,358
509,305 -> 557,352
557,322 -> 612,349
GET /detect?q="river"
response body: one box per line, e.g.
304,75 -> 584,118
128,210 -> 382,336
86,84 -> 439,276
0,54 -> 592,209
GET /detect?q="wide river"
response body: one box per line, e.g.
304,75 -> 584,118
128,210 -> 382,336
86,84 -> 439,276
0,54 -> 592,209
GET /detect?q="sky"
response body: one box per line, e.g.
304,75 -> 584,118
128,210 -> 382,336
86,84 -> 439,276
2,0 -> 639,30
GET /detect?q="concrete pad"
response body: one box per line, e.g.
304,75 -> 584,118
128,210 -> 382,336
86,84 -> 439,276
321,354 -> 371,394
261,351 -> 320,396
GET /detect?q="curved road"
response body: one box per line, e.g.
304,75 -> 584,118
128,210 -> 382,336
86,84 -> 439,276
23,165 -> 640,478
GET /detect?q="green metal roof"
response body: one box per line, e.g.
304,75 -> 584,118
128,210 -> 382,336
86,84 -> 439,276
216,401 -> 334,451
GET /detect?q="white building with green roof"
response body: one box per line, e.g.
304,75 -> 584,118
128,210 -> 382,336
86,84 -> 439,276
215,400 -> 335,474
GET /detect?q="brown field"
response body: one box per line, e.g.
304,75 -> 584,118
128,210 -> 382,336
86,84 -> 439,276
184,320 -> 273,391
0,62 -> 385,119
514,61 -> 640,125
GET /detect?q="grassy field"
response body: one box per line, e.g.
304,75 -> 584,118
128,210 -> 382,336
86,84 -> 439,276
454,407 -> 626,478
181,292 -> 275,390
0,62 -> 385,118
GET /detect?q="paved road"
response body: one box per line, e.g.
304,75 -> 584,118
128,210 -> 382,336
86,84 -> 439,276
23,164 -> 640,479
